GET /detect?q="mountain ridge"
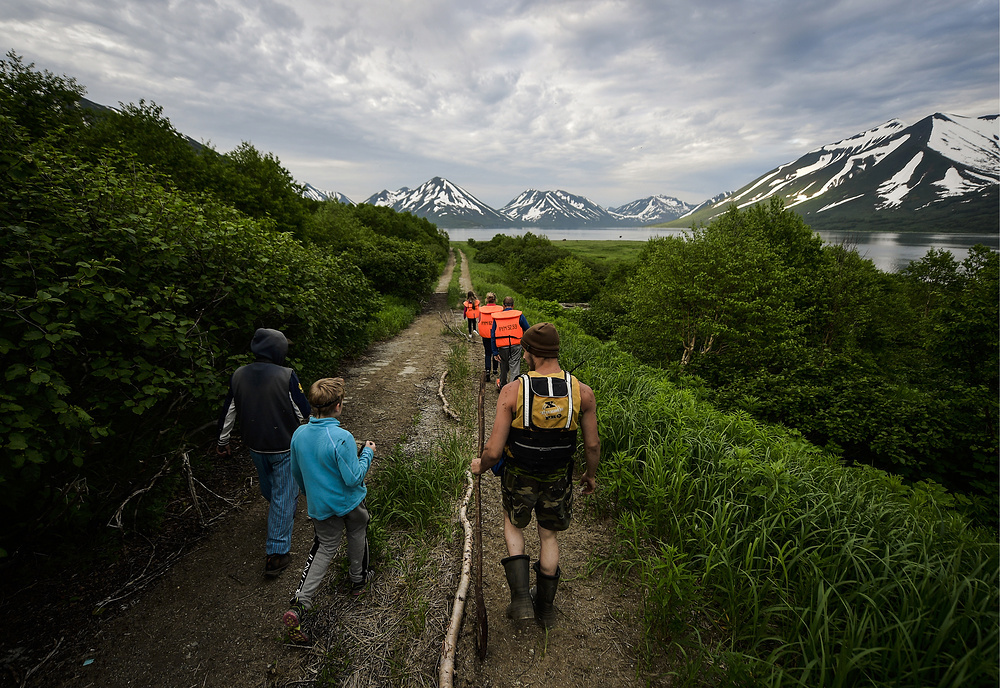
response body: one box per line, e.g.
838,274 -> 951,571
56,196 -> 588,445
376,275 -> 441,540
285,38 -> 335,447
300,111 -> 998,233
666,112 -> 999,232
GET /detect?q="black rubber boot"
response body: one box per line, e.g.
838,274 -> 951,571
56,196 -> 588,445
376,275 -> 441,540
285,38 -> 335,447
532,561 -> 560,629
501,555 -> 535,621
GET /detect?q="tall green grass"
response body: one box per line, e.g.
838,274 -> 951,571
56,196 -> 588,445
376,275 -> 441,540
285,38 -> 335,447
367,295 -> 420,342
465,256 -> 999,688
448,247 -> 463,308
367,344 -> 473,556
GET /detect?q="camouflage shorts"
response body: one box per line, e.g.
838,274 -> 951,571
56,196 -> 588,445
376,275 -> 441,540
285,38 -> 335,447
500,467 -> 573,532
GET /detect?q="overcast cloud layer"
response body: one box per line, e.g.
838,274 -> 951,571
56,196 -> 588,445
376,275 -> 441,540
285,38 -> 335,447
3,0 -> 998,207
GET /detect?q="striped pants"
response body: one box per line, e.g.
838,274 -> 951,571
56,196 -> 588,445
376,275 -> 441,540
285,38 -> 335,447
248,449 -> 298,556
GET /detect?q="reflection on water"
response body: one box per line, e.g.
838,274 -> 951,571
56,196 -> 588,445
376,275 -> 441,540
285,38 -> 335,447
447,227 -> 999,273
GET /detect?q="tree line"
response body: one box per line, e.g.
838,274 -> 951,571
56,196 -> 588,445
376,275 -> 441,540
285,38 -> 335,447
0,52 -> 448,556
471,199 -> 999,526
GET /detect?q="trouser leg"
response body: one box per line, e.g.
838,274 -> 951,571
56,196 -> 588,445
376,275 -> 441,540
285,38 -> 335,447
249,450 -> 273,502
508,345 -> 522,382
344,502 -> 371,582
498,347 -> 510,385
265,450 -> 298,555
293,516 -> 344,610
482,338 -> 493,373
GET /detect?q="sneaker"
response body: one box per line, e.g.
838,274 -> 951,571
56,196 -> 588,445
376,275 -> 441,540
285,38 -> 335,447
351,569 -> 375,596
264,552 -> 291,577
282,602 -> 310,644
495,378 -> 502,392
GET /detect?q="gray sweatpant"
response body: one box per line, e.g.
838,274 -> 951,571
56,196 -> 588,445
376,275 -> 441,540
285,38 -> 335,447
497,344 -> 523,387
293,502 -> 370,610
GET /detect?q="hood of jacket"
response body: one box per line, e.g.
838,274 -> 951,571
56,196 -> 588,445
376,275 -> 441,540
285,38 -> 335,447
250,328 -> 288,364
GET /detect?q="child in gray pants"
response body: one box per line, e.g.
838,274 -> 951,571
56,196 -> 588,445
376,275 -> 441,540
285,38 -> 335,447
283,377 -> 375,644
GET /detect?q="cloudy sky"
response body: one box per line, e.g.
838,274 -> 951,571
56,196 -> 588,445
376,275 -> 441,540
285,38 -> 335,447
3,0 -> 998,208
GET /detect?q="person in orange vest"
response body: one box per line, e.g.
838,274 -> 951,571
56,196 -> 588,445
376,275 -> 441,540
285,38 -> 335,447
490,296 -> 530,391
477,292 -> 504,379
462,291 -> 480,339
471,322 -> 601,629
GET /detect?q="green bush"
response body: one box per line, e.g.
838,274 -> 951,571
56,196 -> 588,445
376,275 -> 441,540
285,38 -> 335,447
0,118 -> 378,553
467,255 -> 999,687
582,200 -> 998,524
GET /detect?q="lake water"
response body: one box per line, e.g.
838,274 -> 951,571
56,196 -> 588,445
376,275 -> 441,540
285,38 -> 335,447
446,227 -> 999,273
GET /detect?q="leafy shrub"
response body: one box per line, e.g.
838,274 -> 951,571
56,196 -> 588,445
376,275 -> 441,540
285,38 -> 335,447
0,118 -> 378,553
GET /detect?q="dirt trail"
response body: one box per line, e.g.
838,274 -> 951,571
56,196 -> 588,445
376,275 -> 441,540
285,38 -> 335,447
12,250 -> 654,688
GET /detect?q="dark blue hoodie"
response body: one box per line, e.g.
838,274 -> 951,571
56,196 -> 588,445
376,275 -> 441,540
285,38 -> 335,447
217,328 -> 311,453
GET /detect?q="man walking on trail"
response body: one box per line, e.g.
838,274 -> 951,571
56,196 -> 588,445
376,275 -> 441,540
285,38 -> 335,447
282,377 -> 376,645
478,292 -> 503,379
217,328 -> 310,577
491,296 -> 530,392
471,322 -> 601,629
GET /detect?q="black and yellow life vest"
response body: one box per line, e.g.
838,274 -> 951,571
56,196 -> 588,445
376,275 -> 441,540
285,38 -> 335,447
503,371 -> 582,474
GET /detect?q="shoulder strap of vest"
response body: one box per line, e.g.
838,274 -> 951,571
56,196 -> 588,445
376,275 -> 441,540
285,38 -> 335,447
519,374 -> 531,429
562,371 -> 574,429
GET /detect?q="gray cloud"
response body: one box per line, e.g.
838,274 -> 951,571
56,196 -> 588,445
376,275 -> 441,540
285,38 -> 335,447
2,0 -> 996,207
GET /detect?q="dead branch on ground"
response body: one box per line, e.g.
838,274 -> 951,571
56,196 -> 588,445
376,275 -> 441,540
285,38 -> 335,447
439,471 -> 474,688
438,370 -> 461,421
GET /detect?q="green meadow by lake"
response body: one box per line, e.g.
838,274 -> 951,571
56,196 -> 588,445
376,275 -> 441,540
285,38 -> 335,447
449,227 -> 999,272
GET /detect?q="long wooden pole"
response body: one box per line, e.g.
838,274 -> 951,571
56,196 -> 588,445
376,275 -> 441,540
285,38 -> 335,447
474,370 -> 489,660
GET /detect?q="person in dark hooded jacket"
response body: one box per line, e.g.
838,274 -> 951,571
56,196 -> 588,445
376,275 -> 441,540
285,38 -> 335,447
217,328 -> 311,576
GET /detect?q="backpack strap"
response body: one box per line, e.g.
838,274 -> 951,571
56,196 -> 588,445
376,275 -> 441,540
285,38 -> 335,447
519,374 -> 531,429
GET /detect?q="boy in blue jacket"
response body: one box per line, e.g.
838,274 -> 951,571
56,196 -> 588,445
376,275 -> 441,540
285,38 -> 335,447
282,377 -> 376,644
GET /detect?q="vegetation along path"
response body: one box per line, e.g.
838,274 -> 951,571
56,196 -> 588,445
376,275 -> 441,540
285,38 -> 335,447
20,250 -> 655,688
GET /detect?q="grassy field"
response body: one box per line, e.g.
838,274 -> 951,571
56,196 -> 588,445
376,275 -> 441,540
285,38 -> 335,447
454,238 -> 649,265
548,239 -> 648,263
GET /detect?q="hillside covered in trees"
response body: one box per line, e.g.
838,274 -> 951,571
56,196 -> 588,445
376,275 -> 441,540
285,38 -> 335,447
470,201 -> 999,527
0,52 -> 448,557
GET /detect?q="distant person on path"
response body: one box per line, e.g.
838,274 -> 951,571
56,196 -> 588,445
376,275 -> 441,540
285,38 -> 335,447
471,323 -> 601,629
491,296 -> 530,391
462,290 -> 480,339
282,377 -> 376,644
478,292 -> 503,379
217,328 -> 310,577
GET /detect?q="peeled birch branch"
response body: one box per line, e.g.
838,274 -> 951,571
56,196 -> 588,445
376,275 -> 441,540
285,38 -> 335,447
438,370 -> 461,421
440,470 -> 474,688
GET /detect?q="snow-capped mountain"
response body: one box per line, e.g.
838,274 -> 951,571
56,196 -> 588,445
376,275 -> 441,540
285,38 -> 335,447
301,183 -> 354,204
364,177 -> 511,228
679,191 -> 734,219
364,187 -> 409,207
501,189 -> 617,227
673,113 -> 999,231
609,195 -> 697,225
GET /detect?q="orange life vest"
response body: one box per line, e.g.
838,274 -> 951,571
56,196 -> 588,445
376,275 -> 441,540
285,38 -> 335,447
463,299 -> 480,319
477,304 -> 503,337
492,309 -> 523,348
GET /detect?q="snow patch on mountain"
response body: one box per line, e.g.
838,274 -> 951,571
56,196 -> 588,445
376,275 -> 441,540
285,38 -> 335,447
365,177 -> 511,227
301,183 -> 354,204
877,152 -> 924,209
501,189 -> 614,226
609,195 -> 696,224
927,114 -> 999,174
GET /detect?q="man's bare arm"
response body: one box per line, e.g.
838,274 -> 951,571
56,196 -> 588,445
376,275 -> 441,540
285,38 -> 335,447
578,382 -> 600,494
470,383 -> 517,474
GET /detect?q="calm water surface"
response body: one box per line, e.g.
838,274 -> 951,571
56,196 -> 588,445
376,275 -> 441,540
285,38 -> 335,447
447,227 -> 999,273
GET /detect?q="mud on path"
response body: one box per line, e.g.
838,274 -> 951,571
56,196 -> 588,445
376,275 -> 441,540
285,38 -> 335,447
6,250 -> 657,688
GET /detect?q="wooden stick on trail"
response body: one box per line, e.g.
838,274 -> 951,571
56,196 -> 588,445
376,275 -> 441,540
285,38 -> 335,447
475,370 -> 489,660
